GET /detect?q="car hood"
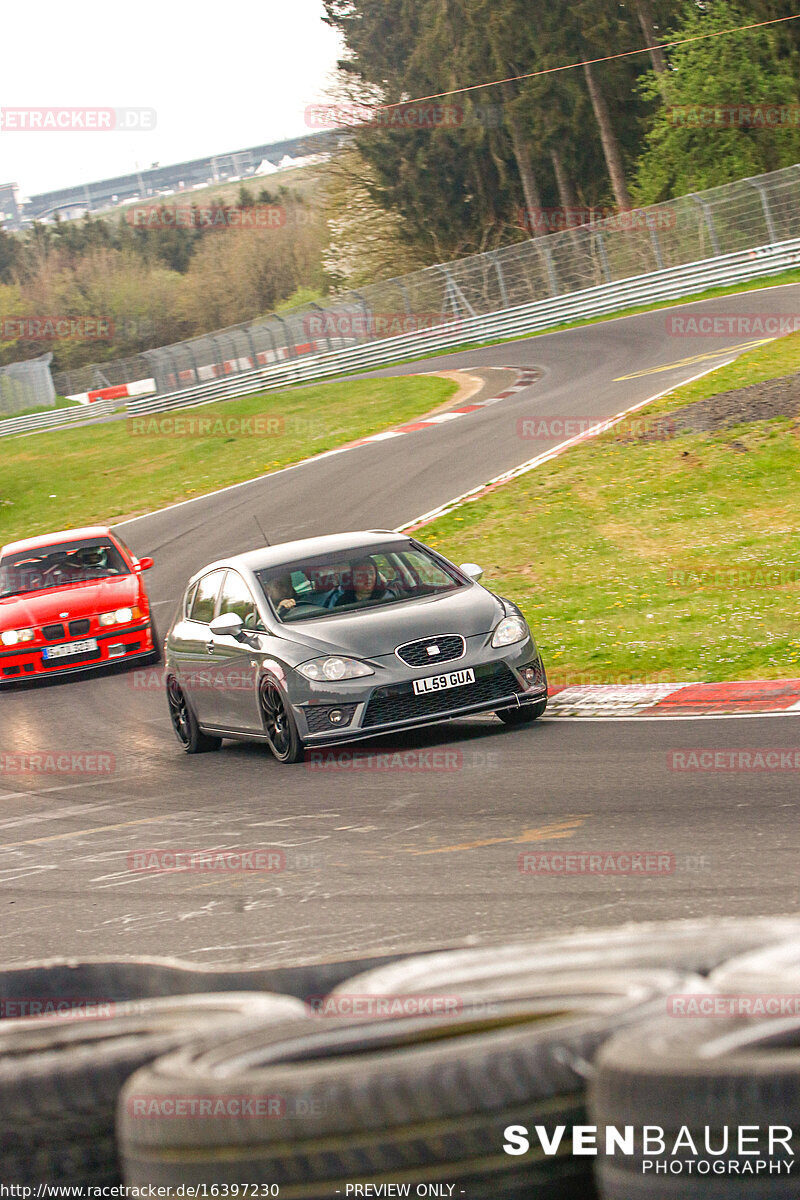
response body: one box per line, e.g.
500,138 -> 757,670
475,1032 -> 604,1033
0,576 -> 139,629
281,585 -> 504,660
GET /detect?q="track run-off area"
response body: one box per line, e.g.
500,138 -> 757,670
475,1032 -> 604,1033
2,285 -> 800,965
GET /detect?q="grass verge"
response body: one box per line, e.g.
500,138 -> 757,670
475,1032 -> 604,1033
416,334 -> 800,684
0,375 -> 457,544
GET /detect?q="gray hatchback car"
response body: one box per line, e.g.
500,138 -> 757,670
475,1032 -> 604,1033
164,531 -> 548,763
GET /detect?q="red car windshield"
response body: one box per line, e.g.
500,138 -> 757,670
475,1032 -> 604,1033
0,538 -> 130,598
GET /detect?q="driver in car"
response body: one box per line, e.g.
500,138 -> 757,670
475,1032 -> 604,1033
76,547 -> 111,574
266,574 -> 298,617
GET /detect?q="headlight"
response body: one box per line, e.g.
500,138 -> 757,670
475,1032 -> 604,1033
99,607 -> 137,627
297,656 -> 374,682
1,628 -> 35,647
492,614 -> 529,648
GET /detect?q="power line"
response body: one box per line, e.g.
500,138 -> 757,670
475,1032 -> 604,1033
370,13 -> 800,112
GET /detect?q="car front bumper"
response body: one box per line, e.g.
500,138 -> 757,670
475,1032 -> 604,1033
292,639 -> 548,748
0,623 -> 156,683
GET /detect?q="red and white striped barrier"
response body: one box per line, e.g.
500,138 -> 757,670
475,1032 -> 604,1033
68,378 -> 157,405
169,345 -> 312,389
547,678 -> 800,718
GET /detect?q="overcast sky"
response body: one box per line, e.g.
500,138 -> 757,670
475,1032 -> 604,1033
0,0 -> 345,197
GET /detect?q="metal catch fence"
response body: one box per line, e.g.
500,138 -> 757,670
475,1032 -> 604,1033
0,354 -> 56,416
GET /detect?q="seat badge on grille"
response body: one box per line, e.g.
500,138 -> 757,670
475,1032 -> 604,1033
427,645 -> 441,656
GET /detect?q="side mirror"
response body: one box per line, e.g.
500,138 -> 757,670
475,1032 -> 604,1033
137,556 -> 154,572
460,563 -> 484,583
209,613 -> 244,639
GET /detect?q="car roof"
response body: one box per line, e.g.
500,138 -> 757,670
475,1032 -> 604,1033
1,526 -> 115,557
189,530 -> 414,583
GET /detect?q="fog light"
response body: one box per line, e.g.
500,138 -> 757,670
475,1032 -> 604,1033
328,709 -> 345,725
521,666 -> 543,689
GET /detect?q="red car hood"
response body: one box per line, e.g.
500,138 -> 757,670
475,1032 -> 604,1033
0,576 -> 140,629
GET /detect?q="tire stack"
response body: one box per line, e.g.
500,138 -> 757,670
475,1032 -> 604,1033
589,937 -> 800,1200
118,968 -> 704,1198
3,919 -> 800,1196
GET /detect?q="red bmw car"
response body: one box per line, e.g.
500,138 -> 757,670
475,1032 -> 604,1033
0,526 -> 159,683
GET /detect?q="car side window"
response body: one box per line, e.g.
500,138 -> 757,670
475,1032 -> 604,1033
218,570 -> 265,631
184,582 -> 199,617
189,570 -> 225,625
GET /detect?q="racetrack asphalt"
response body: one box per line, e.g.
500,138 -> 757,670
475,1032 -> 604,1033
2,285 -> 799,966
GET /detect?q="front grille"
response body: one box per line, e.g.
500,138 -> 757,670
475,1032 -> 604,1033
42,623 -> 66,642
69,619 -> 91,637
305,704 -> 358,734
364,663 -> 521,728
396,634 -> 465,668
41,647 -> 102,669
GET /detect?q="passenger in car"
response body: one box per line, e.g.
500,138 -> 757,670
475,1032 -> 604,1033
328,558 -> 389,608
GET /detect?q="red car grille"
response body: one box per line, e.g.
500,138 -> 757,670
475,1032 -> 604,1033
42,623 -> 66,642
68,619 -> 91,637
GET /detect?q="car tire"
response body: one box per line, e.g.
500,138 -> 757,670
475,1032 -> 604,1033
260,678 -> 304,764
0,992 -> 305,1186
0,948 -> 443,1014
710,938 -> 800,994
326,917 -> 800,1002
166,677 -> 222,754
118,969 -> 699,1196
589,1013 -> 800,1198
497,698 -> 547,725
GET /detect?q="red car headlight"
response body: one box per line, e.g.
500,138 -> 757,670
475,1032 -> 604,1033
98,607 -> 139,627
1,628 -> 35,647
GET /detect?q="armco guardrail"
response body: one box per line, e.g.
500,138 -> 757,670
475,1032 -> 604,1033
120,161 -> 800,396
0,395 -> 120,437
3,236 -> 800,439
124,237 -> 800,416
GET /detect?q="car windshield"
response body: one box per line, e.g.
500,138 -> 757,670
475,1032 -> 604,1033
0,538 -> 130,598
256,542 -> 465,622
